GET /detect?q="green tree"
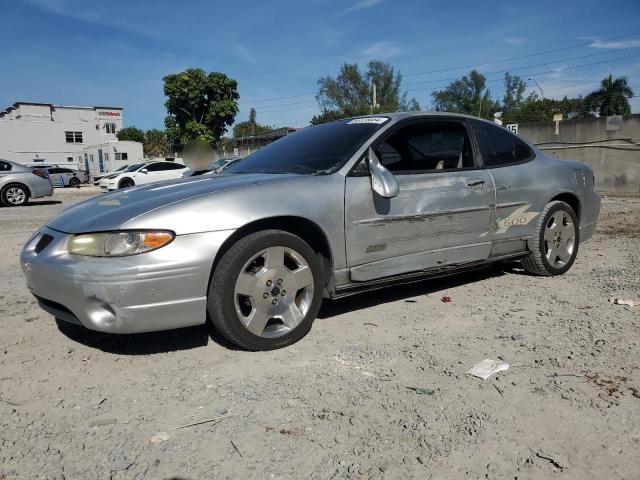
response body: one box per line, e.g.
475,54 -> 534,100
509,94 -> 595,123
144,129 -> 168,157
312,61 -> 420,124
116,126 -> 145,143
431,69 -> 499,119
163,68 -> 239,146
502,72 -> 527,123
585,74 -> 634,116
233,107 -> 273,137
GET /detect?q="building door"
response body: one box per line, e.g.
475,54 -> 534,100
98,149 -> 104,173
84,154 -> 89,174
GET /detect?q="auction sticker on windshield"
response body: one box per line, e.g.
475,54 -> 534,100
347,117 -> 389,125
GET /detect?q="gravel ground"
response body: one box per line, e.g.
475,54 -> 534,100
1,188 -> 639,480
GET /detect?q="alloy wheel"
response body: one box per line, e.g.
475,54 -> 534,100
6,187 -> 26,205
543,210 -> 575,267
233,246 -> 314,338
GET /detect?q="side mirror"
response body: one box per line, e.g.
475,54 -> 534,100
368,147 -> 399,198
140,168 -> 148,174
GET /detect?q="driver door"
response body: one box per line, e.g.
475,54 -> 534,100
345,118 -> 495,282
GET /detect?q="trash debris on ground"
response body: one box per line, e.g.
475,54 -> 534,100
608,298 -> 635,307
441,296 -> 452,303
172,413 -> 234,430
150,432 -> 170,444
467,359 -> 510,380
405,386 -> 435,395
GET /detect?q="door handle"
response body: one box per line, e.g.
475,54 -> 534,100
466,179 -> 486,187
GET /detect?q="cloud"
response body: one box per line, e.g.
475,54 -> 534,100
503,37 -> 525,45
358,41 -> 403,60
233,44 -> 262,71
589,39 -> 640,49
341,0 -> 385,15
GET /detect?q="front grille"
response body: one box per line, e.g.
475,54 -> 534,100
34,234 -> 54,254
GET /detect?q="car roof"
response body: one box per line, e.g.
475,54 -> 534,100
0,159 -> 32,172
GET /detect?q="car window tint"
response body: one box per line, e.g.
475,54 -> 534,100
376,121 -> 475,173
164,162 -> 185,170
48,168 -> 60,174
473,121 -> 534,167
0,161 -> 11,172
226,119 -> 386,175
144,163 -> 164,172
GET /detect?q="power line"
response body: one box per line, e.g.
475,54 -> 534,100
403,31 -> 640,77
235,32 -> 640,113
402,48 -> 628,88
403,53 -> 640,94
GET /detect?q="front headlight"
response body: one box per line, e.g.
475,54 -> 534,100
68,230 -> 175,257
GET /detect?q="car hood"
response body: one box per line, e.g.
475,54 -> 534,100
47,174 -> 288,234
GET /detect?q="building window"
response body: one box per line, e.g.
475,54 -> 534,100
104,152 -> 109,162
105,123 -> 117,134
115,152 -> 128,161
65,131 -> 83,143
67,156 -> 73,162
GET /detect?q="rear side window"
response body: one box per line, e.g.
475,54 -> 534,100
0,161 -> 11,172
473,121 -> 534,167
164,162 -> 185,170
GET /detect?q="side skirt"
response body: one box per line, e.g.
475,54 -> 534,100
331,252 -> 527,299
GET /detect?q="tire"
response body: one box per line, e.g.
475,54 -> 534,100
521,200 -> 579,276
119,177 -> 135,189
208,230 -> 324,351
1,183 -> 29,207
69,177 -> 81,187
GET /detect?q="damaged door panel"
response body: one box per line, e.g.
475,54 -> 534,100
346,171 -> 495,282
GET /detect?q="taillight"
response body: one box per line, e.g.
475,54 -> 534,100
32,169 -> 49,179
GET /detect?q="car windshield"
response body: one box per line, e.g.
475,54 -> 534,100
125,163 -> 145,172
226,118 -> 387,175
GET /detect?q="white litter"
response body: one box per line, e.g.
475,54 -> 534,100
467,359 -> 510,380
150,432 -> 170,444
608,298 -> 635,307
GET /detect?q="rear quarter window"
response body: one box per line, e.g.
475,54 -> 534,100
0,161 -> 11,172
473,121 -> 534,167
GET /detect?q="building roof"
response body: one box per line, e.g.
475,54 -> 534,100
0,101 -> 123,117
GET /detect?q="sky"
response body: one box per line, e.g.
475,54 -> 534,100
1,0 -> 639,131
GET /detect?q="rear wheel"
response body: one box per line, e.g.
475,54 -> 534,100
522,200 -> 579,276
119,177 -> 135,189
1,183 -> 29,207
208,230 -> 323,350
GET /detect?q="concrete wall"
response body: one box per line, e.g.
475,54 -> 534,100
517,114 -> 640,193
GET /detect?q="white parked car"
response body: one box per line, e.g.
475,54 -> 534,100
103,161 -> 187,190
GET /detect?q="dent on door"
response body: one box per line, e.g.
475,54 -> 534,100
345,171 -> 494,282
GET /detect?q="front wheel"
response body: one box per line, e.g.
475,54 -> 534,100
208,230 -> 324,350
521,200 -> 579,276
69,177 -> 81,187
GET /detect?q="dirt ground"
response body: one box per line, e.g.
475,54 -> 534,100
1,188 -> 639,480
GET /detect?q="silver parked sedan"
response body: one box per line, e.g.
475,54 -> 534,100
1,159 -> 54,206
21,113 -> 600,350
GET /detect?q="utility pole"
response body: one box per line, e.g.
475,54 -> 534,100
372,81 -> 377,114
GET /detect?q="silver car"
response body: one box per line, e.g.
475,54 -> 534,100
1,159 -> 54,207
21,113 -> 600,350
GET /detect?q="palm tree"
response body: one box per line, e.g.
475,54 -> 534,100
144,129 -> 168,158
586,74 -> 634,116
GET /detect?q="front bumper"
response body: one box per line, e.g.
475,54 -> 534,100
21,226 -> 234,334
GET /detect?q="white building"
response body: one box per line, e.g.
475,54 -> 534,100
0,101 -> 144,176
